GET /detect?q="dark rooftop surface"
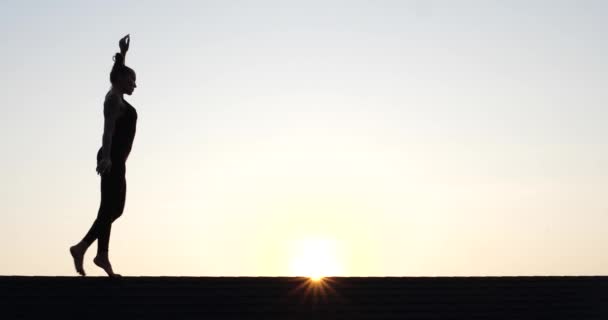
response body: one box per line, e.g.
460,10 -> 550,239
2,276 -> 607,319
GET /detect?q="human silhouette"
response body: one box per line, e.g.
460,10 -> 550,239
70,34 -> 137,277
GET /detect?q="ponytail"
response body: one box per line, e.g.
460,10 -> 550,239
110,52 -> 134,85
113,52 -> 125,67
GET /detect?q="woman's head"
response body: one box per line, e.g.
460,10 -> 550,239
110,52 -> 137,95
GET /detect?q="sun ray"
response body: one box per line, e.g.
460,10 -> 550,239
287,277 -> 345,305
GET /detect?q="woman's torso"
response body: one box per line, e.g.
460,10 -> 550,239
97,99 -> 138,163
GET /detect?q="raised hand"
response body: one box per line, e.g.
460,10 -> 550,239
119,34 -> 130,54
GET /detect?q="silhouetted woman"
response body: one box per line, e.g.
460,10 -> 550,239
70,34 -> 137,277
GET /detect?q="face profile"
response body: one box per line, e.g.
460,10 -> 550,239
121,73 -> 137,95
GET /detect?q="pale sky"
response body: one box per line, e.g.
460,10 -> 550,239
1,0 -> 607,276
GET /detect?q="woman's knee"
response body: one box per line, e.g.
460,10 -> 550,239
96,210 -> 113,225
112,209 -> 124,222
99,202 -> 123,222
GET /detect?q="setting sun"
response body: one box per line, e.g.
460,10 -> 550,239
289,236 -> 343,279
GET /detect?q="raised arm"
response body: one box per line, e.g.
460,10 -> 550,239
119,34 -> 130,63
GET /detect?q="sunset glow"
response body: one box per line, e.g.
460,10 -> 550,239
289,236 -> 343,279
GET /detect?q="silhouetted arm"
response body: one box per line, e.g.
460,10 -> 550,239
100,93 -> 122,161
119,34 -> 130,64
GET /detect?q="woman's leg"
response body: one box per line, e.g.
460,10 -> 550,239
92,166 -> 126,277
97,174 -> 126,254
112,175 -> 127,223
80,171 -> 121,251
70,171 -> 118,276
71,167 -> 124,277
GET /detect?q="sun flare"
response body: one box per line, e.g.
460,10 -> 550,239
289,236 -> 343,279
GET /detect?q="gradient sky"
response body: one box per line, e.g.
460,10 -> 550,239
1,0 -> 607,276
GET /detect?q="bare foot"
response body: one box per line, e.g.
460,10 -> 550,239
69,244 -> 86,276
93,255 -> 122,278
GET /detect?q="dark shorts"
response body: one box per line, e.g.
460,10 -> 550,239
97,150 -> 127,217
101,163 -> 126,217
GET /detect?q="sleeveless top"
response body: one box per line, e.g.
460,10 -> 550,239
97,99 -> 138,164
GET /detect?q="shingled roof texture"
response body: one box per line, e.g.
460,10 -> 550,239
2,276 -> 606,319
